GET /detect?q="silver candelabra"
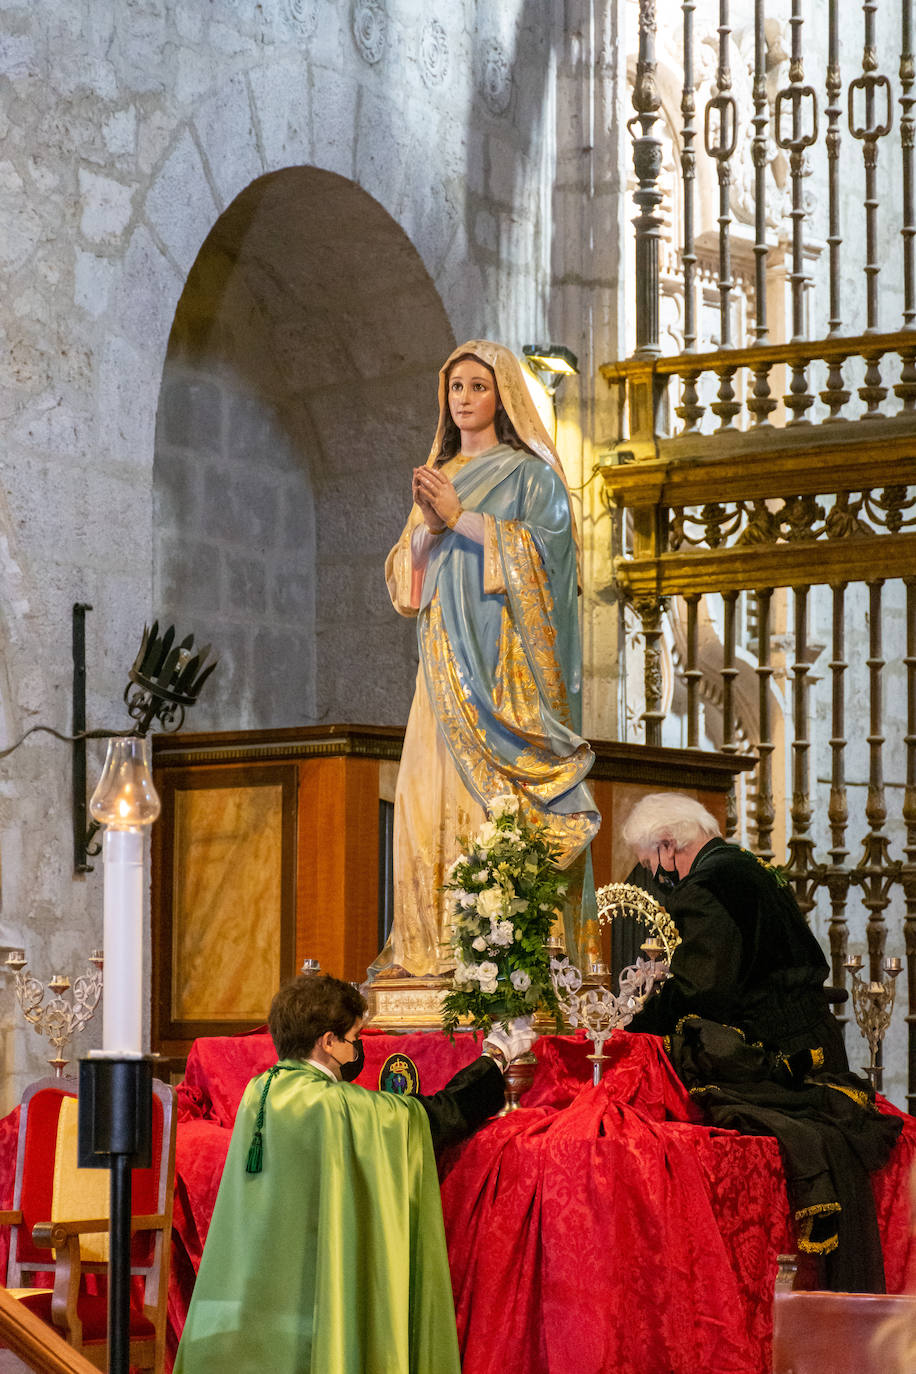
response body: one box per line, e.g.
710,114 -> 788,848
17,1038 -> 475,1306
5,949 -> 104,1076
550,948 -> 670,1084
550,883 -> 678,1084
843,953 -> 902,1092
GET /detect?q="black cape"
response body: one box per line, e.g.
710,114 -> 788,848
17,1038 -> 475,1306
625,840 -> 902,1291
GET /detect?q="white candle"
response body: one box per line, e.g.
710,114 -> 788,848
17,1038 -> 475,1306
89,736 -> 160,1056
101,828 -> 144,1055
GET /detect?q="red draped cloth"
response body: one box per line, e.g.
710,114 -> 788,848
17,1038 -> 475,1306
1,1029 -> 913,1374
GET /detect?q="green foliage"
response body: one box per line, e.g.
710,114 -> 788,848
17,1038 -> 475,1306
440,795 -> 565,1036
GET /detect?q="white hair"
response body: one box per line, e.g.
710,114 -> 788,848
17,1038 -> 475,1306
621,792 -> 721,854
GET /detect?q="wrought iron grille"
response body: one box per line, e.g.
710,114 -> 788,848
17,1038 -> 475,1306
601,0 -> 916,1105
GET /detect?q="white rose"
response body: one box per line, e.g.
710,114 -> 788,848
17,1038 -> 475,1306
471,935 -> 489,952
477,960 -> 499,983
476,820 -> 500,848
477,887 -> 504,922
510,969 -> 531,992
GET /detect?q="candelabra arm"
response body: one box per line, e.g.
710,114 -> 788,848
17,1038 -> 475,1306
6,953 -> 104,1076
14,972 -> 48,1028
550,953 -> 670,1085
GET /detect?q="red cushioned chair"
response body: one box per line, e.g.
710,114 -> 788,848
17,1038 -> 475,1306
0,1075 -> 176,1374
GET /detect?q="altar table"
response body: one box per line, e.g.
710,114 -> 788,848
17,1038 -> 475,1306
0,1029 -> 913,1374
167,1027 -> 916,1374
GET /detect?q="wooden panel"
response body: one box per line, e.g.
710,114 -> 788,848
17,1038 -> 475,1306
152,763 -> 297,1061
590,740 -> 754,788
151,730 -> 402,1065
171,783 -> 284,1020
296,756 -> 380,983
152,723 -> 404,767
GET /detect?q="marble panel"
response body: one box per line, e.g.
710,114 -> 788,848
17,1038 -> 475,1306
172,782 -> 283,1020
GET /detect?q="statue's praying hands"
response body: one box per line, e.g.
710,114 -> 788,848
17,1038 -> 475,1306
413,464 -> 460,532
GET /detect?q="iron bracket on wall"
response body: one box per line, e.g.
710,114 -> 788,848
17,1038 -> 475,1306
73,602 -> 102,874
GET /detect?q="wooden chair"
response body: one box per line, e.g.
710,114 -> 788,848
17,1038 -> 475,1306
0,1075 -> 176,1374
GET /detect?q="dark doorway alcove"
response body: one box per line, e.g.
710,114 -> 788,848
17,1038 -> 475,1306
153,165 -> 456,730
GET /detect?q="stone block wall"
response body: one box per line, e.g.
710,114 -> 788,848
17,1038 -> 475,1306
0,0 -> 625,1104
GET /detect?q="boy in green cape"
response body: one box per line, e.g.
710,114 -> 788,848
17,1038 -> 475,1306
175,974 -> 522,1373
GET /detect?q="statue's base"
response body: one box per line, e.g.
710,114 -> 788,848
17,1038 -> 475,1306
366,974 -> 453,1031
366,971 -> 567,1034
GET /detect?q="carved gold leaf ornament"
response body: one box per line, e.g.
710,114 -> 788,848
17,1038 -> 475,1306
667,485 -> 916,555
595,882 -> 681,961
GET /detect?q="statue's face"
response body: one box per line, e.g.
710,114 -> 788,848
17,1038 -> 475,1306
447,357 -> 498,436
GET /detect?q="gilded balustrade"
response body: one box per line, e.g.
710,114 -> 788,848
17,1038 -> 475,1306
600,330 -> 916,601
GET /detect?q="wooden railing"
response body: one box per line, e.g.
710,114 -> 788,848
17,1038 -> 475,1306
0,1287 -> 99,1374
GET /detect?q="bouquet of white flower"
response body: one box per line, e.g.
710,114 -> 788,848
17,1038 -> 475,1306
441,794 -> 566,1036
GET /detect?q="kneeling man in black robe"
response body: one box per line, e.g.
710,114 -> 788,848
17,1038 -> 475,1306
622,790 -> 902,1292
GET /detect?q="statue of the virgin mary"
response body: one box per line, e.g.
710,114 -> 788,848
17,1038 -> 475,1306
374,340 -> 600,979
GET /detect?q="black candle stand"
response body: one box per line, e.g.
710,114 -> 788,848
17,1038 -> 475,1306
77,1056 -> 154,1374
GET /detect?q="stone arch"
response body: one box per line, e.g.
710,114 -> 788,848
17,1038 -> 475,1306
105,54 -> 530,644
153,165 -> 455,729
92,62 -> 481,729
118,56 -> 455,371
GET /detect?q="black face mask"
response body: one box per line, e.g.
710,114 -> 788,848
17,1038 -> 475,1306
340,1037 -> 365,1083
654,853 -> 680,890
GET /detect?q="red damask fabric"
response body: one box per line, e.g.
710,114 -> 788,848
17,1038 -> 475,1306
166,1028 -> 916,1374
1,1031 -> 913,1374
441,1041 -> 796,1374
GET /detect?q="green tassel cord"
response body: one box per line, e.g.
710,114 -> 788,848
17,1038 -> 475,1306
246,1064 -> 304,1175
245,1129 -> 264,1174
